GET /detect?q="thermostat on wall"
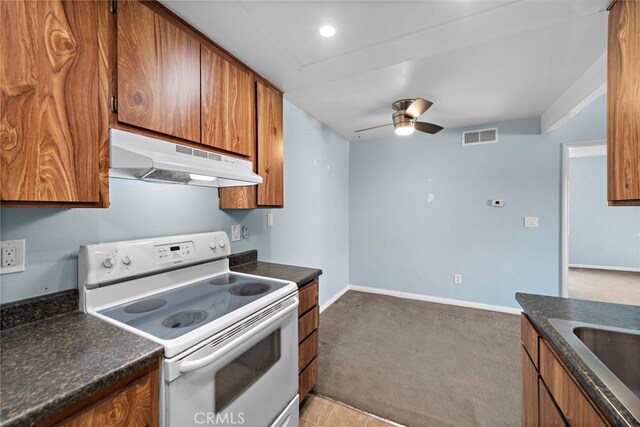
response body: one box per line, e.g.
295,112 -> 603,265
491,199 -> 504,207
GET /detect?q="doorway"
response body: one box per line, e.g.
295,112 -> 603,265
561,141 -> 640,305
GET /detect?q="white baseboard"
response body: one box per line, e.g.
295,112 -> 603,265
319,284 -> 521,315
319,285 -> 350,313
569,264 -> 640,273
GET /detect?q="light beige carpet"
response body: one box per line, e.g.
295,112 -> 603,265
568,268 -> 640,306
316,291 -> 521,427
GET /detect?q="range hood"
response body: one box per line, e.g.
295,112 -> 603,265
109,129 -> 262,188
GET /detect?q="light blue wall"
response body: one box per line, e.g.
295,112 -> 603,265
569,155 -> 640,268
0,100 -> 350,305
349,96 -> 608,308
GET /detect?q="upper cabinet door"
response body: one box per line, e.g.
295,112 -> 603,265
608,0 -> 640,205
201,47 -> 255,156
1,0 -> 100,203
256,82 -> 284,207
117,1 -> 200,143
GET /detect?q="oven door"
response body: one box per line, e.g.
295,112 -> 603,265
163,295 -> 299,427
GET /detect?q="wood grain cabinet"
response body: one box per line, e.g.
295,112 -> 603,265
117,0 -> 201,143
42,361 -> 159,427
201,47 -> 255,157
520,314 -> 609,426
607,0 -> 640,206
1,0 -> 108,207
298,279 -> 320,402
219,81 -> 284,209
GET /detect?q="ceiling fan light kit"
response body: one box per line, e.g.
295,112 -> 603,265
355,98 -> 444,137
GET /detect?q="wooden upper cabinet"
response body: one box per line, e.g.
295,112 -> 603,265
1,0 -> 102,204
257,81 -> 284,207
201,47 -> 255,156
608,0 -> 640,205
117,0 -> 200,143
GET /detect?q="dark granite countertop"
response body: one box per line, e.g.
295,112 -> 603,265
0,312 -> 163,427
516,293 -> 640,427
229,251 -> 322,287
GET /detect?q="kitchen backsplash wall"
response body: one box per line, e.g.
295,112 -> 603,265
0,100 -> 350,305
569,155 -> 640,269
349,96 -> 609,309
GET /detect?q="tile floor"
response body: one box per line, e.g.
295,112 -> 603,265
300,394 -> 400,427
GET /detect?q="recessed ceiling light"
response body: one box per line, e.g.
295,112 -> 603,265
319,25 -> 336,38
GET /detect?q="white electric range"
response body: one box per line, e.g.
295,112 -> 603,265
78,231 -> 299,427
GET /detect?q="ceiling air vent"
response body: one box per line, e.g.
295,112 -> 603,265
462,127 -> 498,146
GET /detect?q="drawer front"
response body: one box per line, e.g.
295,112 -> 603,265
539,378 -> 569,427
298,280 -> 319,315
539,341 -> 607,427
299,330 -> 318,372
299,307 -> 319,343
521,314 -> 539,368
521,346 -> 539,427
299,358 -> 318,402
64,376 -> 152,426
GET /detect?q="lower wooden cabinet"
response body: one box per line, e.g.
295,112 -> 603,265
298,279 -> 319,402
41,361 -> 159,427
520,315 -> 609,426
521,346 -> 539,427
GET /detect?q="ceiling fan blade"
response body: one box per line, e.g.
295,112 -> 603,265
414,121 -> 444,134
354,123 -> 393,133
404,98 -> 433,119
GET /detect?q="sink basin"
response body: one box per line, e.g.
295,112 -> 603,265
548,319 -> 640,421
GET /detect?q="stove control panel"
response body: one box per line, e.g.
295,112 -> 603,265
154,241 -> 195,264
80,231 -> 231,289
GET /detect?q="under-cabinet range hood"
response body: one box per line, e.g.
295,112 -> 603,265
109,129 -> 262,188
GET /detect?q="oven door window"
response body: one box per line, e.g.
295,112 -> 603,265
215,329 -> 281,412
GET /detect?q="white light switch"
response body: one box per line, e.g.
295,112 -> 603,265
524,216 -> 539,228
1,240 -> 25,274
267,213 -> 273,227
231,225 -> 241,242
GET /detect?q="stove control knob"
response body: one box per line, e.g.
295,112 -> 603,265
102,256 -> 116,269
219,240 -> 226,248
210,241 -> 217,250
122,254 -> 133,266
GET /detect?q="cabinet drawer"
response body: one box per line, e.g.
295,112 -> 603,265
539,341 -> 607,426
299,307 -> 319,343
299,331 -> 318,372
299,358 -> 318,402
539,378 -> 569,427
298,280 -> 319,316
521,314 -> 540,368
64,376 -> 152,426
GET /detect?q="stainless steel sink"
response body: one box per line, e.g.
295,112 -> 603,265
548,319 -> 640,422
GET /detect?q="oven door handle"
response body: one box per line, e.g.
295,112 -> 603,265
178,298 -> 299,374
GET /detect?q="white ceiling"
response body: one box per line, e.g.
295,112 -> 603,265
162,0 -> 609,141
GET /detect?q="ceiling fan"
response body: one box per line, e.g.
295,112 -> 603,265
354,98 -> 444,136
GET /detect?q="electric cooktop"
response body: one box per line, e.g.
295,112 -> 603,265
98,273 -> 289,340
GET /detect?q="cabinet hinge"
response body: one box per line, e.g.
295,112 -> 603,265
111,0 -> 117,14
111,96 -> 118,113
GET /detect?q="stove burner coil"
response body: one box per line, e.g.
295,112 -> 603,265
124,299 -> 168,314
209,275 -> 238,286
162,310 -> 208,328
228,282 -> 271,297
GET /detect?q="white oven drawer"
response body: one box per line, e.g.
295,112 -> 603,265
162,295 -> 298,427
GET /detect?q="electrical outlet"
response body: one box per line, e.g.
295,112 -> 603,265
454,274 -> 462,285
2,247 -> 16,267
231,225 -> 241,242
1,240 -> 25,274
242,225 -> 249,239
267,213 -> 273,227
